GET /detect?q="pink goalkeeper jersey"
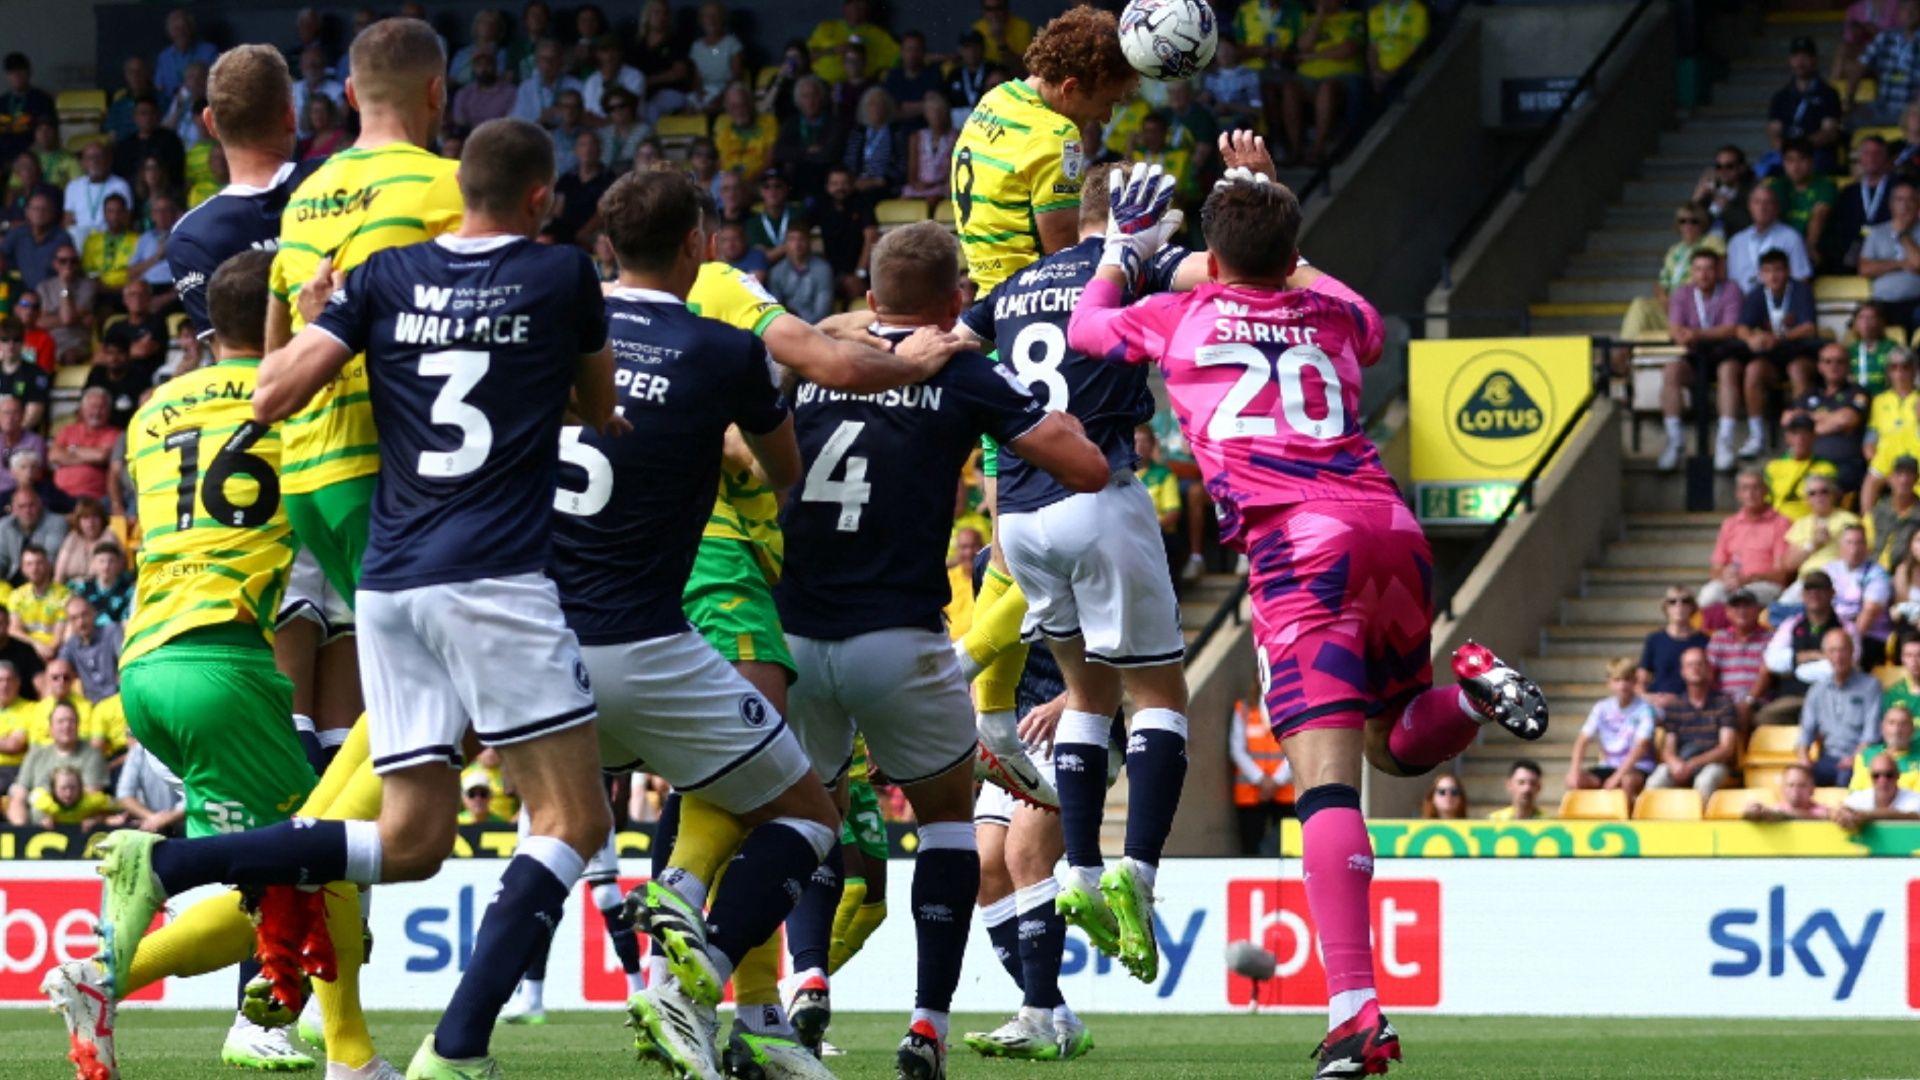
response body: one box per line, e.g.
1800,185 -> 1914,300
1067,273 -> 1403,546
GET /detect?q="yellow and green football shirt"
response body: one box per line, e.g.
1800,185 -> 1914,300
1233,0 -> 1301,69
122,357 -> 296,665
688,260 -> 789,583
269,142 -> 462,497
951,80 -> 1083,296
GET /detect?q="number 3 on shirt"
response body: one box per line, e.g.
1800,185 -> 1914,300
418,349 -> 493,477
1195,342 -> 1345,441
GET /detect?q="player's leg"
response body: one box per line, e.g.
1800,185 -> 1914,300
836,628 -> 982,1079
1007,801 -> 1088,1061
958,466 -> 1051,808
974,794 -> 1023,991
829,778 -> 889,971
275,609 -> 326,773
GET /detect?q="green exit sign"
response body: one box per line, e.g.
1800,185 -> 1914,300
1417,482 -> 1520,524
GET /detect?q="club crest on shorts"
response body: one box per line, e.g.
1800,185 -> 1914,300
574,658 -> 592,693
740,694 -> 770,728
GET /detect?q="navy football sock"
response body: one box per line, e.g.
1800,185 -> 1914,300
981,895 -> 1025,990
786,843 -> 842,974
599,902 -> 643,977
1015,880 -> 1066,1010
651,793 -> 681,880
434,840 -> 580,1060
523,924 -> 554,982
911,823 -> 979,1013
706,819 -> 833,968
150,819 -> 361,894
1054,710 -> 1112,870
1122,713 -> 1189,866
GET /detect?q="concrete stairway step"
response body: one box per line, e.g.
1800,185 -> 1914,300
1583,227 -> 1680,256
1562,252 -> 1665,278
1541,681 -> 1613,701
1605,203 -> 1698,229
1527,313 -> 1627,337
1561,596 -> 1673,624
1627,511 -> 1727,527
1546,277 -> 1649,304
1660,128 -> 1769,157
1523,654 -> 1620,683
1603,539 -> 1717,567
1618,177 -> 1709,206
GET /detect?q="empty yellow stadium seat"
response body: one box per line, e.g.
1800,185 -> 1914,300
57,89 -> 107,114
1858,77 -> 1879,104
53,364 -> 90,390
1706,787 -> 1769,820
875,199 -> 930,226
1814,276 -> 1872,304
1556,789 -> 1628,821
1853,125 -> 1901,151
655,115 -> 710,139
166,312 -> 190,340
1631,788 -> 1703,821
933,200 -> 955,224
1743,765 -> 1788,792
1812,787 -> 1849,811
1743,726 -> 1801,768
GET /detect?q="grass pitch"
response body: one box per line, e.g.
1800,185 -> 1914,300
4,1009 -> 1914,1079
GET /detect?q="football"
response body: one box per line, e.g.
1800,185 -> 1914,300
1118,0 -> 1219,82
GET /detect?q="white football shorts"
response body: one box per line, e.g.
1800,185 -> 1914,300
583,629 -> 810,816
786,627 -> 976,787
357,572 -> 597,774
276,548 -> 354,642
999,471 -> 1186,668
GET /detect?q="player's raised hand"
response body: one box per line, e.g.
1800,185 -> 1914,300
1217,130 -> 1278,182
295,256 -> 343,325
893,325 -> 967,373
1101,162 -> 1180,284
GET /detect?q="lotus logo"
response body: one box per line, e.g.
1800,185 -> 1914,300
1453,371 -> 1543,439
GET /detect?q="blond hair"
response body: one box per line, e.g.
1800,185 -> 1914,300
207,45 -> 293,149
1605,657 -> 1636,682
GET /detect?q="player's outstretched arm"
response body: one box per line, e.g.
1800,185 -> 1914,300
255,327 -> 354,424
1006,411 -> 1109,494
764,313 -> 964,393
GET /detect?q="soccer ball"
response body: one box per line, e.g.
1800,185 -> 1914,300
1118,0 -> 1219,82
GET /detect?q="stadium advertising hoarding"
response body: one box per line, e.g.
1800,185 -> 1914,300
2,860 -> 1913,1016
1409,336 -> 1593,525
1276,819 -> 1920,858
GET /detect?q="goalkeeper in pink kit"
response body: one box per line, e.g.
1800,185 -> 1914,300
1067,154 -> 1549,1080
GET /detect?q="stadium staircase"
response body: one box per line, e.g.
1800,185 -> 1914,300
1459,503 -> 1718,811
1527,15 -> 1842,341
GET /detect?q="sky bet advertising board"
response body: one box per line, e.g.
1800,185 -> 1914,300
1,860 -> 1913,1015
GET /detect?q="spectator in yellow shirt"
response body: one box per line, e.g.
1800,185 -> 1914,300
81,194 -> 137,291
975,0 -> 1034,70
27,659 -> 91,746
809,0 -> 900,84
946,525 -> 986,640
8,544 -> 69,664
30,763 -> 114,829
1367,0 -> 1429,89
0,661 -> 31,792
1136,426 -> 1184,536
458,767 -> 508,825
714,81 -> 778,177
1282,0 -> 1369,165
1486,759 -> 1548,820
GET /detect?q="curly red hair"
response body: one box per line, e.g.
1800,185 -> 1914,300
1024,5 -> 1132,91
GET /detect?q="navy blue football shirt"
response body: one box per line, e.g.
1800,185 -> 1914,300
776,327 -> 1047,640
312,233 -> 608,591
959,237 -> 1180,516
170,159 -> 327,339
549,287 -> 788,646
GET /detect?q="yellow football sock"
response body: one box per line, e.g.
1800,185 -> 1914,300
668,795 -> 751,884
124,891 -> 254,995
836,902 -> 888,972
827,878 -> 867,974
733,934 -> 782,1006
961,571 -> 1021,670
314,883 -> 373,1069
298,716 -> 369,817
316,753 -> 384,823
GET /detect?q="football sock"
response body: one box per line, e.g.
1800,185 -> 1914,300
1054,710 -> 1112,872
314,882 -> 373,1069
651,792 -> 680,880
737,1000 -> 795,1038
967,579 -> 1030,712
706,818 -> 835,971
910,1008 -> 951,1042
522,929 -> 553,983
733,936 -> 782,1006
829,876 -> 867,972
836,901 -> 887,974
316,726 -> 350,771
297,717 -> 369,816
150,819 -> 382,894
786,843 -> 843,976
1297,784 -> 1377,1032
292,714 -> 325,776
980,894 -> 1024,990
432,836 -> 582,1060
911,821 -> 978,1015
1662,416 -> 1683,444
520,979 -> 545,1010
126,890 -> 255,995
1386,686 -> 1484,770
235,959 -> 261,1011
670,793 -> 752,887
958,569 -> 1016,680
1014,878 -> 1066,1010
593,880 -> 645,994
1122,709 -> 1188,866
